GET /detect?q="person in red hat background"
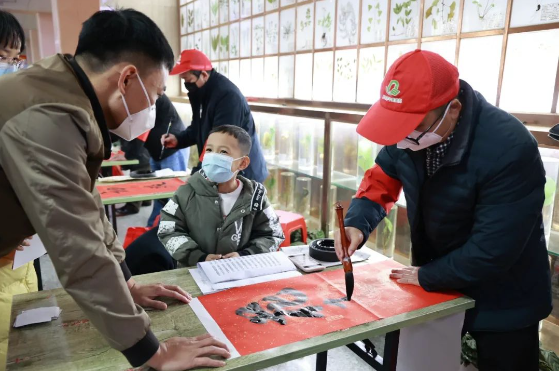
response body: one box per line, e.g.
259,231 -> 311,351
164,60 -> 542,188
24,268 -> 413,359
160,49 -> 268,182
334,50 -> 551,371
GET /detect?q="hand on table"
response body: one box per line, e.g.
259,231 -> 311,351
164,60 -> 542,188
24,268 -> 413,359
127,279 -> 192,310
205,254 -> 223,261
16,236 -> 33,251
390,266 -> 420,286
146,334 -> 231,370
222,252 -> 240,259
161,134 -> 178,149
334,227 -> 364,261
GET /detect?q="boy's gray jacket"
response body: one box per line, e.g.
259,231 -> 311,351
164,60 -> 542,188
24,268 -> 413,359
158,170 -> 285,266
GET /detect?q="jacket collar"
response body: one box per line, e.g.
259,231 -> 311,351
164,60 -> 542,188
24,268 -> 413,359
187,69 -> 220,102
63,54 -> 112,160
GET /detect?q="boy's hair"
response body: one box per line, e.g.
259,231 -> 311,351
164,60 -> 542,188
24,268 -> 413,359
75,9 -> 174,73
209,125 -> 252,155
0,10 -> 25,52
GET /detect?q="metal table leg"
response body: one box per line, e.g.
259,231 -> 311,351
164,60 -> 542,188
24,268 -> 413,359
345,331 -> 400,371
316,351 -> 328,371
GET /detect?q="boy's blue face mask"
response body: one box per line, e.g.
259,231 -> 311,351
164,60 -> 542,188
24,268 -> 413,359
0,63 -> 18,76
202,153 -> 245,183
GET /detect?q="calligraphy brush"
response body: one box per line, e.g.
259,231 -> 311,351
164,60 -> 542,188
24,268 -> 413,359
335,202 -> 354,301
160,121 -> 172,160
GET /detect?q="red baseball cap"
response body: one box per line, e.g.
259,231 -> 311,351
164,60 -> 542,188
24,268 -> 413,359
357,49 -> 459,145
170,49 -> 213,76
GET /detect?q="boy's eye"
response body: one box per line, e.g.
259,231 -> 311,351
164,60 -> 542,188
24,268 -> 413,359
205,148 -> 212,152
220,150 -> 228,154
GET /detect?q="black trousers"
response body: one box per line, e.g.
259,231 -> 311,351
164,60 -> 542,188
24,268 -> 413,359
124,228 -> 176,276
470,323 -> 540,371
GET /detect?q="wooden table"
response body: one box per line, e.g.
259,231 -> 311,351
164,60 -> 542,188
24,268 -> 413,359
101,159 -> 140,168
7,266 -> 474,371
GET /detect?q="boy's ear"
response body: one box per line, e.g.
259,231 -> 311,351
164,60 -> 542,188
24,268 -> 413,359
238,156 -> 250,171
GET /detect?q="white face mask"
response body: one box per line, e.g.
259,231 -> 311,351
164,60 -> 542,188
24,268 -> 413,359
397,103 -> 452,151
110,73 -> 156,141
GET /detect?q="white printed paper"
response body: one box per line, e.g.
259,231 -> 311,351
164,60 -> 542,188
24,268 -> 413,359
189,298 -> 240,358
13,306 -> 61,328
13,234 -> 46,270
197,252 -> 297,284
190,268 -> 302,294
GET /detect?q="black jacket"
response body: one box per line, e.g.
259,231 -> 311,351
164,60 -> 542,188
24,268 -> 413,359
144,94 -> 186,161
175,71 -> 268,182
346,80 -> 552,332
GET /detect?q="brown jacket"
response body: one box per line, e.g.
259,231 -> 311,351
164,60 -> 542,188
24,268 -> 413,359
0,55 -> 158,366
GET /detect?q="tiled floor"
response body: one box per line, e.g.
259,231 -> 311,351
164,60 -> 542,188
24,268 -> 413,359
38,202 -> 559,369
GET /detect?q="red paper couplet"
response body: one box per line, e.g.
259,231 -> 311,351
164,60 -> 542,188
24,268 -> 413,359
97,178 -> 185,200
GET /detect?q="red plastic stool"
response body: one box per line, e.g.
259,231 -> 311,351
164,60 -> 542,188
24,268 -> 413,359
275,210 -> 307,248
122,215 -> 160,249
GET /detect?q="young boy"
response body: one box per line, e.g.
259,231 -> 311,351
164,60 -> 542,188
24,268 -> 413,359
158,125 -> 284,266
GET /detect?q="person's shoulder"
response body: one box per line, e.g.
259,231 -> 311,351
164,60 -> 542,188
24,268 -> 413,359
238,175 -> 267,212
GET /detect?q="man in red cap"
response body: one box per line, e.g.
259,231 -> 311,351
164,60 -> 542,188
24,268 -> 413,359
161,49 -> 268,182
335,50 -> 551,371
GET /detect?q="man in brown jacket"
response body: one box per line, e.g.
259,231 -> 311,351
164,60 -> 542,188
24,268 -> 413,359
0,9 -> 229,370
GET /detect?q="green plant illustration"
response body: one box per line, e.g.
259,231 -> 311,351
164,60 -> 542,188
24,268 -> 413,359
361,52 -> 383,73
300,8 -> 312,31
211,0 -> 219,17
231,0 -> 239,19
472,0 -> 495,20
220,34 -> 229,55
211,34 -> 220,52
366,1 -> 383,32
378,215 -> 394,251
425,0 -> 456,30
357,146 -> 374,173
318,12 -> 333,30
181,13 -> 185,29
266,21 -> 278,49
254,24 -> 264,53
391,0 -> 417,36
338,1 -> 358,44
267,0 -> 277,4
187,9 -> 194,29
282,22 -> 294,40
262,127 -> 275,149
335,57 -> 355,80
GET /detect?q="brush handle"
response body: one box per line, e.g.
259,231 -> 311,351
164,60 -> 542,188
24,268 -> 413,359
335,203 -> 349,257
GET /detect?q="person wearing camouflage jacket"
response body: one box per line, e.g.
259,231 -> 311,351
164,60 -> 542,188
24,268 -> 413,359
158,170 -> 285,267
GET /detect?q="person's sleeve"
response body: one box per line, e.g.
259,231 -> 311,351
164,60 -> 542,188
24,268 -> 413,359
157,187 -> 205,266
239,194 -> 285,255
345,147 -> 403,245
418,142 -> 546,291
92,187 -> 132,280
0,105 -> 158,367
211,91 -> 246,129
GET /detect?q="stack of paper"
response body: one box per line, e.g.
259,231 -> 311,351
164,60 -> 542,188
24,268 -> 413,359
13,306 -> 61,328
190,252 -> 301,294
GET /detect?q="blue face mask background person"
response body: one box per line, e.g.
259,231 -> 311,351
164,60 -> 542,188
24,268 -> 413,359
0,10 -> 26,77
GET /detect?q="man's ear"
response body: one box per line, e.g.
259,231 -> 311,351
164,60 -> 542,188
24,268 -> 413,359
238,156 -> 251,171
117,65 -> 137,96
448,98 -> 462,122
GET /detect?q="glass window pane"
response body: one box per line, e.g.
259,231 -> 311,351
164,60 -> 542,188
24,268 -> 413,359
281,0 -> 295,6
230,0 -> 239,21
421,39 -> 456,65
297,4 -> 314,51
264,56 -> 279,98
279,55 -> 295,98
229,60 -> 240,87
180,6 -> 188,35
386,43 -> 416,68
422,0 -> 459,37
219,0 -> 229,24
187,35 -> 194,49
389,0 -> 420,41
458,35 -> 502,105
254,0 -> 264,15
251,58 -> 265,96
219,26 -> 229,59
336,0 -> 360,46
500,29 -> 559,113
240,20 -> 251,58
461,0 -> 507,32
241,0 -> 251,17
315,0 -> 336,49
313,51 -> 334,101
181,36 -> 188,51
361,0 -> 388,44
253,16 -> 265,56
181,0 -> 188,5
357,47 -> 385,104
511,0 -> 559,28
265,12 -> 279,54
229,23 -> 239,58
295,53 -> 313,100
280,8 -> 296,53
210,0 -> 219,27
267,0 -> 279,12
334,49 -> 358,103
194,0 -> 202,31
202,0 -> 210,29
210,28 -> 220,61
219,62 -> 228,77
187,3 -> 194,33
239,59 -> 252,95
194,32 -> 202,51
202,30 -> 211,58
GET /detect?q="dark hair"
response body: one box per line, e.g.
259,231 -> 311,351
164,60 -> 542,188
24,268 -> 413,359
209,125 -> 252,155
0,11 -> 25,52
75,9 -> 174,72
